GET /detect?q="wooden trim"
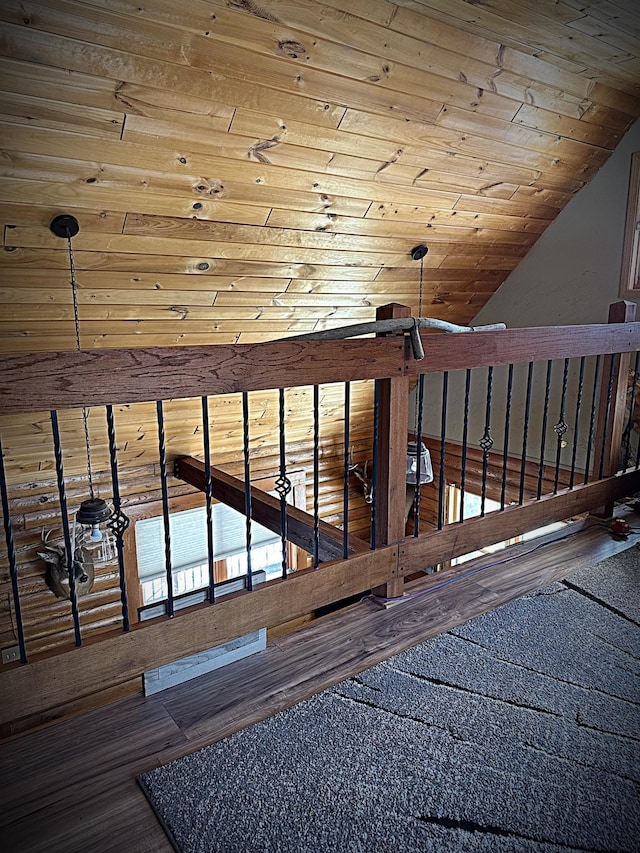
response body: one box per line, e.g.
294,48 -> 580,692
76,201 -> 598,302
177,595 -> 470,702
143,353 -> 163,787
620,151 -> 640,298
398,469 -> 640,573
2,323 -> 640,414
174,457 -> 369,560
0,546 -> 397,724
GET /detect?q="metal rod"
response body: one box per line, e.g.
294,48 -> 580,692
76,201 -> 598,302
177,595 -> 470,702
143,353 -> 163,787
459,369 -> 471,523
598,353 -> 617,480
0,432 -> 27,663
105,405 -> 130,631
342,382 -> 351,559
500,364 -> 514,511
278,388 -> 289,578
371,381 -> 380,550
413,374 -> 425,538
537,360 -> 553,500
622,352 -> 639,470
156,400 -> 174,616
480,366 -> 494,517
313,384 -> 320,567
519,362 -> 534,504
584,355 -> 602,485
569,357 -> 586,489
437,372 -> 448,531
242,392 -> 253,590
553,359 -> 570,494
50,410 -> 82,645
201,397 -> 215,602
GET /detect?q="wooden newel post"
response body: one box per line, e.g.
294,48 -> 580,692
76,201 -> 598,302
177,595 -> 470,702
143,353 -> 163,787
592,299 -> 636,517
372,303 -> 411,599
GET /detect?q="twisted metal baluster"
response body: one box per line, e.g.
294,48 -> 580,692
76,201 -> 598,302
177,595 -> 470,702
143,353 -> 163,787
313,385 -> 320,566
437,372 -> 448,531
413,374 -> 425,538
584,356 -> 602,485
479,367 -> 494,517
201,396 -> 215,602
0,432 -> 27,662
51,411 -> 82,645
342,382 -> 351,559
552,359 -> 570,494
519,362 -> 534,504
598,354 -> 617,480
500,364 -> 514,510
242,392 -> 253,590
459,369 -> 471,523
536,360 -> 553,500
156,400 -> 174,616
622,352 -> 639,470
106,405 -> 130,630
276,388 -> 292,578
569,357 -> 586,489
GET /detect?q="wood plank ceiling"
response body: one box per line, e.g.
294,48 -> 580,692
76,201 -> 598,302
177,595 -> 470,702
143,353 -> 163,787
0,0 -> 639,352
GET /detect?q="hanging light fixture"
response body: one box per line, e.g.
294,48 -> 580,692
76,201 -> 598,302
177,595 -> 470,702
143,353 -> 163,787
50,214 -> 116,554
406,244 -> 433,486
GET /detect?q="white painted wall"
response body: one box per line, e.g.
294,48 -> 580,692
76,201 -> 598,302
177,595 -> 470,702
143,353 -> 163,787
471,118 -> 640,328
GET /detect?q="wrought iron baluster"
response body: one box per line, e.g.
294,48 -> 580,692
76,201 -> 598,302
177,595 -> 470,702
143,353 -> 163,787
622,352 -> 639,470
276,388 -> 292,578
50,410 -> 82,645
500,364 -> 514,510
242,392 -> 253,589
371,381 -> 380,550
0,432 -> 27,662
598,353 -> 618,480
313,384 -> 320,567
413,374 -> 425,538
569,357 -> 586,489
479,366 -> 494,517
459,369 -> 471,522
342,382 -> 351,559
519,362 -> 534,504
536,360 -> 553,500
156,400 -> 174,616
200,397 -> 215,602
584,355 -> 602,485
553,359 -> 570,494
105,405 -> 130,630
437,372 -> 448,530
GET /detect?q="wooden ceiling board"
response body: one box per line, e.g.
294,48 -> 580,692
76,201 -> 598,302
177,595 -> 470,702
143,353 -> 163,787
0,0 -> 638,353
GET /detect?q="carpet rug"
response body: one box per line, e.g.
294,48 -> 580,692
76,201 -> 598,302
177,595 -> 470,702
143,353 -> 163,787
138,547 -> 640,853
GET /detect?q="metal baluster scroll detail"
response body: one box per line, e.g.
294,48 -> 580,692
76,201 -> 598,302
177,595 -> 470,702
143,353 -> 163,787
105,405 -> 130,630
598,353 -> 618,480
553,359 -> 570,494
537,360 -> 553,500
277,388 -> 291,579
479,366 -> 494,517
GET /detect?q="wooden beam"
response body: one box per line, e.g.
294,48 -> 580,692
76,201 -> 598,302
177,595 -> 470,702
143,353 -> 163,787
0,546 -> 397,725
398,469 -> 640,573
174,456 -> 368,561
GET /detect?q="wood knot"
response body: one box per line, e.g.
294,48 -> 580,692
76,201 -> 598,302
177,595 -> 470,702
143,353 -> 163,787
278,40 -> 307,59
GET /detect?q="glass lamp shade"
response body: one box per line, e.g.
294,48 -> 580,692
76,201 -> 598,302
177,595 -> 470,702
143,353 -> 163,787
406,441 -> 433,485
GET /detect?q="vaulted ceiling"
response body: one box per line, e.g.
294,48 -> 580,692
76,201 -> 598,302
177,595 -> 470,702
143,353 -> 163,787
1,0 -> 639,352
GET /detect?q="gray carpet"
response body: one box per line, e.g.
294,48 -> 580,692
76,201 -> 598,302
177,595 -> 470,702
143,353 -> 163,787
138,546 -> 640,853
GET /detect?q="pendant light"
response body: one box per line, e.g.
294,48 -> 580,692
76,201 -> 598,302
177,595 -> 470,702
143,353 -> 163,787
50,214 -> 115,552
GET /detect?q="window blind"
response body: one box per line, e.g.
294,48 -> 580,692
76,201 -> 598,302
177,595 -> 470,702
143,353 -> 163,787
136,504 -> 279,583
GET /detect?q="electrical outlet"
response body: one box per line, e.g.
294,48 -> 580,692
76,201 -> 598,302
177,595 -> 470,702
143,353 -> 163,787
2,645 -> 20,664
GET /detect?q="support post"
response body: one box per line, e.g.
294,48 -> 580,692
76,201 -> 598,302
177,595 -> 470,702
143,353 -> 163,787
372,303 -> 411,599
592,300 -> 636,517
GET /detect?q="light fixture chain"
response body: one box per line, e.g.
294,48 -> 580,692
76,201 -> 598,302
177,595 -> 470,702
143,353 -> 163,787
67,233 -> 95,500
67,235 -> 81,352
418,254 -> 424,318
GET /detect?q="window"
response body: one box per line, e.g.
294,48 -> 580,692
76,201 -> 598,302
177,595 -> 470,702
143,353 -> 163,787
620,151 -> 640,297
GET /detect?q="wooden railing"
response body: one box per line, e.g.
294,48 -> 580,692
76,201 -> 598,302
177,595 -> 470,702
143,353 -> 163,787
1,302 -> 639,732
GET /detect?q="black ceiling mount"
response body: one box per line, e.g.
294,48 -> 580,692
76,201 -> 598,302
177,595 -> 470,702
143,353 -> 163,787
411,244 -> 428,261
50,214 -> 80,239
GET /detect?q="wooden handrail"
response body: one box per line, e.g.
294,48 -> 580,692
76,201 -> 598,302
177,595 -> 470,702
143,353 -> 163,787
1,322 -> 640,415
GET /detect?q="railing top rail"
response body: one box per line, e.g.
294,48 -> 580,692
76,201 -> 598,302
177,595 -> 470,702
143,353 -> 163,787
1,322 -> 639,415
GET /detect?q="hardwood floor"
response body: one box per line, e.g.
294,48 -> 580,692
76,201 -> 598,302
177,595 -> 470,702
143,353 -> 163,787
1,511 -> 638,853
